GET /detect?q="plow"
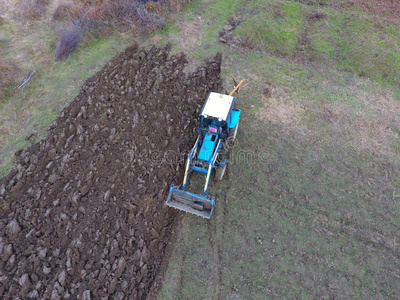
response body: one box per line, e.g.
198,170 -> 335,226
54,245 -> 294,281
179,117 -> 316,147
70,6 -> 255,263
166,80 -> 244,218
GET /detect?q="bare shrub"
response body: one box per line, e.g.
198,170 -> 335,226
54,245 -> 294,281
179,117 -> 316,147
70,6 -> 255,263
99,0 -> 140,25
165,0 -> 191,12
97,0 -> 164,33
54,25 -> 81,61
136,7 -> 164,33
145,1 -> 165,14
50,0 -> 172,61
52,3 -> 85,22
17,0 -> 50,20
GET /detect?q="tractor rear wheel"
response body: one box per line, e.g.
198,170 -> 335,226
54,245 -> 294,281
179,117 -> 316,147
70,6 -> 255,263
229,119 -> 239,140
215,165 -> 227,181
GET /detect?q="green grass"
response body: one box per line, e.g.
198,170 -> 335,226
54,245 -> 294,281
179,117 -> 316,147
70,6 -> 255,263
0,32 -> 132,176
235,0 -> 305,56
231,0 -> 400,84
309,11 -> 400,84
155,0 -> 400,299
1,0 -> 400,298
160,116 -> 400,299
202,0 -> 242,41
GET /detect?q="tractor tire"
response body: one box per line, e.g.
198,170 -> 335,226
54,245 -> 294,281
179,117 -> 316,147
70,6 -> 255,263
215,165 -> 227,182
229,119 -> 240,140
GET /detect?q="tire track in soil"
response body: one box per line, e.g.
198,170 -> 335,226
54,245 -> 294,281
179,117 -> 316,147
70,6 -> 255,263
210,145 -> 234,300
208,192 -> 228,300
0,44 -> 222,300
176,249 -> 187,300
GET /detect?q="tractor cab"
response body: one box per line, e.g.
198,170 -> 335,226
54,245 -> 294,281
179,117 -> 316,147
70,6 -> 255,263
197,92 -> 236,140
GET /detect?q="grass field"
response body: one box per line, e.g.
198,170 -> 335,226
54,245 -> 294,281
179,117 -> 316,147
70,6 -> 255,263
0,14 -> 132,176
154,0 -> 400,299
1,0 -> 400,299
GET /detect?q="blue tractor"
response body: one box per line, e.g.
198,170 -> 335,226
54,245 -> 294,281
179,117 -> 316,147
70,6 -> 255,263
166,80 -> 244,218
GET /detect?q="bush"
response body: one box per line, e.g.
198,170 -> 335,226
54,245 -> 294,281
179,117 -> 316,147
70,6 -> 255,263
52,3 -> 85,22
17,0 -> 50,20
51,0 -> 185,60
87,0 -> 164,33
136,6 -> 164,33
54,25 -> 81,61
165,0 -> 190,12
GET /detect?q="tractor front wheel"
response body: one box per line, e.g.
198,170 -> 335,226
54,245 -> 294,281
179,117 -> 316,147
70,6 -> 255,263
215,165 -> 227,181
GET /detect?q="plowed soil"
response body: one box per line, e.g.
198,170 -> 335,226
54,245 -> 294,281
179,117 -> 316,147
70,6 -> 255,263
0,44 -> 222,299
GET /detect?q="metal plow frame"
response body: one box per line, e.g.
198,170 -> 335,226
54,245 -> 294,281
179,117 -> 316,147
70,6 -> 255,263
166,185 -> 215,219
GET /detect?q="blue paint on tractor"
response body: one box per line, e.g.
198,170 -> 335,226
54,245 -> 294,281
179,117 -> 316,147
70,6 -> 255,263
190,166 -> 208,174
219,158 -> 228,167
198,133 -> 218,161
228,108 -> 241,128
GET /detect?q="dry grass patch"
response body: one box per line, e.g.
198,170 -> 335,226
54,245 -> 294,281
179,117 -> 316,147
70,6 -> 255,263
176,18 -> 205,52
357,89 -> 400,121
351,0 -> 400,23
258,84 -> 400,156
258,86 -> 308,132
323,104 -> 397,155
322,85 -> 400,156
0,54 -> 20,99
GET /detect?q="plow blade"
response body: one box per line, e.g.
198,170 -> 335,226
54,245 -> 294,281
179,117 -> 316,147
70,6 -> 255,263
166,185 -> 215,219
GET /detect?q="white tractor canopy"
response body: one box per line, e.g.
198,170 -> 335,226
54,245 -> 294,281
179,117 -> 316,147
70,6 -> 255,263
200,92 -> 235,122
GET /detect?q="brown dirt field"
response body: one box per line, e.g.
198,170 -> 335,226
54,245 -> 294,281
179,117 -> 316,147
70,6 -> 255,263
0,44 -> 222,299
351,0 -> 400,23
